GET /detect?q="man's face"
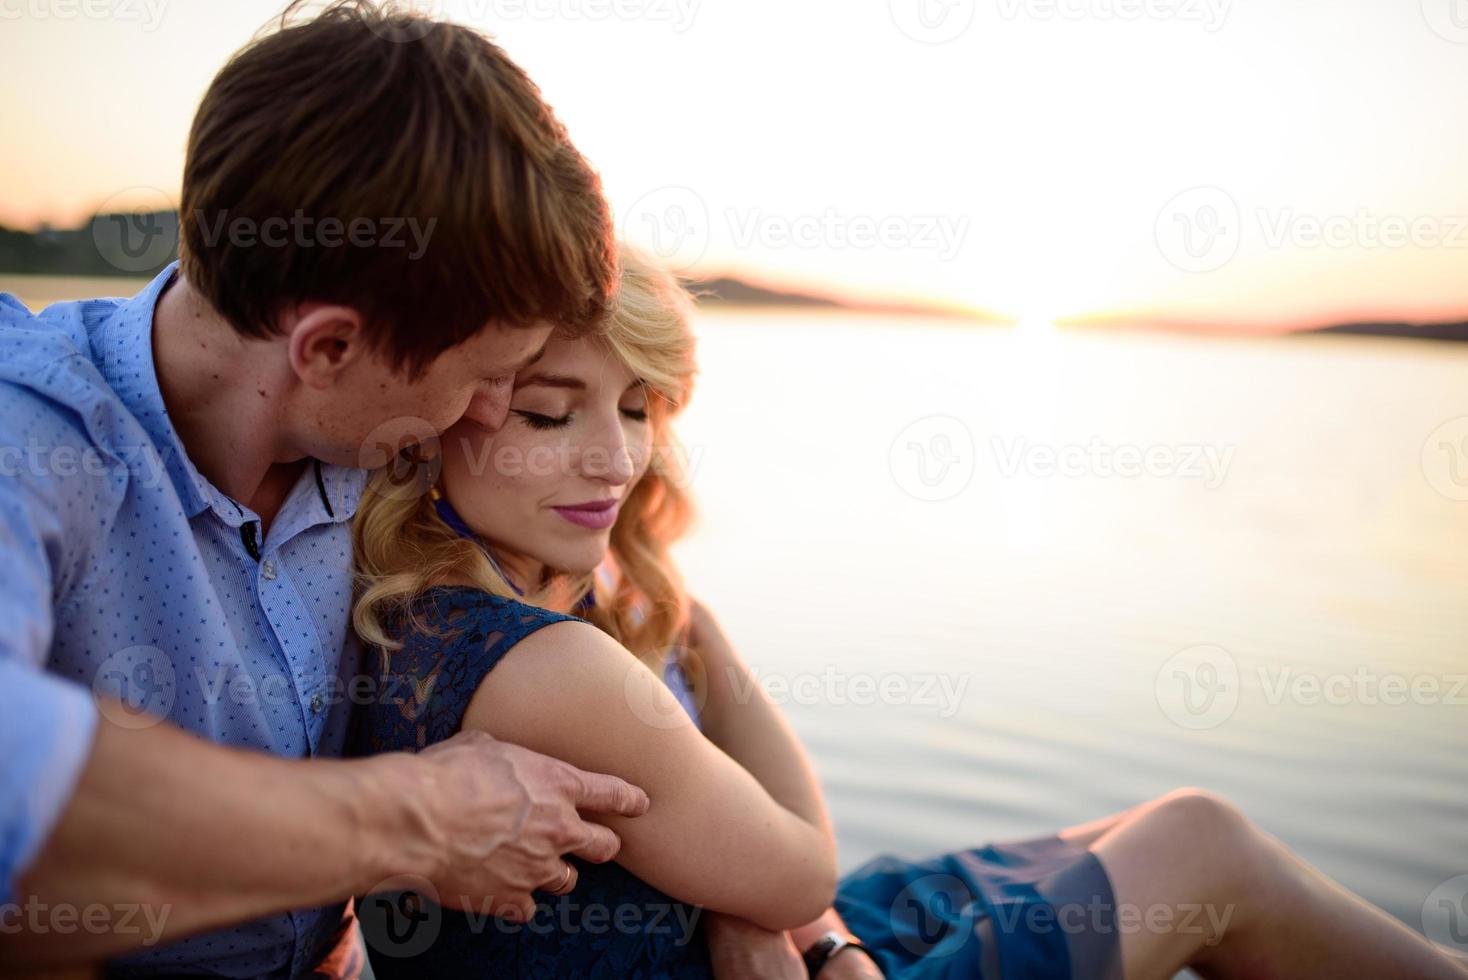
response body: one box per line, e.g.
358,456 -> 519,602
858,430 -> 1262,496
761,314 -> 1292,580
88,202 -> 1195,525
298,320 -> 554,470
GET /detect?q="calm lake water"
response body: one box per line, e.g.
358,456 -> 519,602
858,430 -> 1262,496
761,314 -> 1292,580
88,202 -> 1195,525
6,276 -> 1466,949
670,308 -> 1468,944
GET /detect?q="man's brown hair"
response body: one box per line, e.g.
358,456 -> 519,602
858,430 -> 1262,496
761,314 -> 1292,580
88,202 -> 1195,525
179,0 -> 615,375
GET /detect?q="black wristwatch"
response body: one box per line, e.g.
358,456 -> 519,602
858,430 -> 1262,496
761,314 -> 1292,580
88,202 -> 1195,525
802,930 -> 876,977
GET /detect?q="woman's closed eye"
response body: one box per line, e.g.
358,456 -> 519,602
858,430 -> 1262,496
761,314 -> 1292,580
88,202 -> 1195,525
511,407 -> 649,430
512,409 -> 571,431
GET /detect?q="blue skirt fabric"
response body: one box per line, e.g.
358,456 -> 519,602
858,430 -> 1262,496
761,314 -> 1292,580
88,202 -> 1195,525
835,835 -> 1125,980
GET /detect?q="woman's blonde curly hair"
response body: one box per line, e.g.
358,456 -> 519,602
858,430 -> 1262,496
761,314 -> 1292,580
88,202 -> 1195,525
351,244 -> 699,669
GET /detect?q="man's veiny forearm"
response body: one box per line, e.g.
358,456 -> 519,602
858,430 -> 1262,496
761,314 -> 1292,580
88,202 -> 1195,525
5,703 -> 424,970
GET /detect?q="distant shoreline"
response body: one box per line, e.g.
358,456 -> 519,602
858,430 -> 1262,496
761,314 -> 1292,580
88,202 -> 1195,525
4,213 -> 1465,340
7,272 -> 1467,343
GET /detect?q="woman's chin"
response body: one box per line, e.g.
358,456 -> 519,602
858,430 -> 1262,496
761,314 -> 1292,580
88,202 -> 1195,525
545,543 -> 609,577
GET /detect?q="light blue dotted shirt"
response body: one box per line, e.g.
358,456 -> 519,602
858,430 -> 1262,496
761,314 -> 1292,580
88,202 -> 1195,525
0,264 -> 366,978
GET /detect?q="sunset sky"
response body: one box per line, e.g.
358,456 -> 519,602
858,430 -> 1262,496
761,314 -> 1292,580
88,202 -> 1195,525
4,0 -> 1468,328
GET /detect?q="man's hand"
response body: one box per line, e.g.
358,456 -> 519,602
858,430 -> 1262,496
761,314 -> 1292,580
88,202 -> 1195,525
706,913 -> 805,979
375,730 -> 649,921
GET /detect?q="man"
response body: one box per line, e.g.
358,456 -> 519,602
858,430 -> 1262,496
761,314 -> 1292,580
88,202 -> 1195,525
0,3 -> 646,976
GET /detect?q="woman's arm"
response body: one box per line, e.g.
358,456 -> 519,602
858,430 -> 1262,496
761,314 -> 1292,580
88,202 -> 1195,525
685,601 -> 882,975
687,599 -> 831,841
459,619 -> 838,930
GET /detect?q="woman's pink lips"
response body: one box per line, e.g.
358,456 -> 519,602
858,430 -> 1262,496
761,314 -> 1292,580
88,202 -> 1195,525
552,502 -> 619,530
560,499 -> 618,511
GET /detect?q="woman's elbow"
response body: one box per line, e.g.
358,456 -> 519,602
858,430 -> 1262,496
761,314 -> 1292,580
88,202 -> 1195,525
751,844 -> 839,930
798,854 -> 840,925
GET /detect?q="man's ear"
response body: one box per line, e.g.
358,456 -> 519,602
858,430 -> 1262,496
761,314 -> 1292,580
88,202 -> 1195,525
287,304 -> 367,389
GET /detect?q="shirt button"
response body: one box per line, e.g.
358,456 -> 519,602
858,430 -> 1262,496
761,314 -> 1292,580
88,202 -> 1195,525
261,559 -> 277,581
310,693 -> 324,714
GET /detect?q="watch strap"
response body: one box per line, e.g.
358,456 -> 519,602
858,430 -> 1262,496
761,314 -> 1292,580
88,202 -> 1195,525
803,931 -> 876,977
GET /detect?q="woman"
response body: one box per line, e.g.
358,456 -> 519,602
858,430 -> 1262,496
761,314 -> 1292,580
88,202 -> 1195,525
352,247 -> 1468,979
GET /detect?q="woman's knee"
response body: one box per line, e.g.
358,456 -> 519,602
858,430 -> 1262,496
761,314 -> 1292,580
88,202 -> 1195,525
1134,787 -> 1264,870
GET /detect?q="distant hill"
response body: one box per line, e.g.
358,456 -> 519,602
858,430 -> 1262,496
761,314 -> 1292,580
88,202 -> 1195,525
0,214 -> 985,320
686,276 -> 839,308
4,212 -> 1463,337
1308,320 -> 1468,342
0,212 -> 179,279
686,275 -> 989,321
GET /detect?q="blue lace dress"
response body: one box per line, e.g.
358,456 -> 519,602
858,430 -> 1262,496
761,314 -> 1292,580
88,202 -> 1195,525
356,587 -> 1122,980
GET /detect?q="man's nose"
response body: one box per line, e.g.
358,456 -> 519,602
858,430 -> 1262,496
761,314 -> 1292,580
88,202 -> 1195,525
461,380 -> 512,433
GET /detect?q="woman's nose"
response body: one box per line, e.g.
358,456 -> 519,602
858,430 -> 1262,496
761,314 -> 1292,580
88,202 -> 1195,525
581,431 -> 637,484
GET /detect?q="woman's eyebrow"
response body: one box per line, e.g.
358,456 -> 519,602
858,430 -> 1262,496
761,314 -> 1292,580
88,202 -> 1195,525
518,372 -> 585,390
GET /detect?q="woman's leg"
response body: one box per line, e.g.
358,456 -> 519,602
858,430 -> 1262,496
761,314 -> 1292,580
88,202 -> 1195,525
1056,803 -> 1136,849
1072,788 -> 1467,980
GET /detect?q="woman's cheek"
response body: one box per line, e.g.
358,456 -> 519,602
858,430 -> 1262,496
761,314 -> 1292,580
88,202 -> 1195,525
629,434 -> 655,485
512,430 -> 567,490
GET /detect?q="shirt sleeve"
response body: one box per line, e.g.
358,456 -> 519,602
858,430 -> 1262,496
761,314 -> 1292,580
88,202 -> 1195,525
0,662 -> 97,903
0,382 -> 104,902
